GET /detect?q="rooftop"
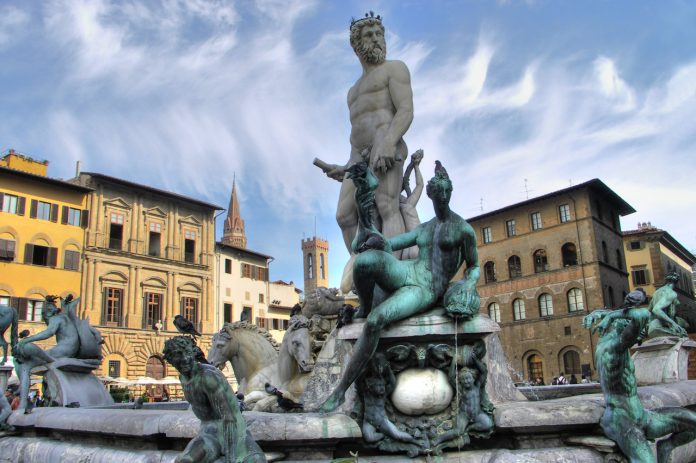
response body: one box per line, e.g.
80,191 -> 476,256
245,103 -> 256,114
79,172 -> 224,211
0,165 -> 94,193
217,242 -> 273,261
467,178 -> 635,222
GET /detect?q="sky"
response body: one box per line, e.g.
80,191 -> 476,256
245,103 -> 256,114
1,0 -> 695,291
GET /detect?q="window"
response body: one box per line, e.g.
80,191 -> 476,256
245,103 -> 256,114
594,200 -> 603,220
62,207 -> 82,227
508,255 -> 522,279
320,254 -> 326,279
563,350 -> 581,375
513,299 -> 526,321
601,241 -> 609,264
144,293 -> 162,328
36,201 -> 53,221
506,220 -> 516,237
256,317 -> 267,329
241,263 -> 267,281
24,244 -> 57,267
241,306 -> 252,322
108,360 -> 121,378
531,212 -> 542,230
223,303 -> 233,324
488,302 -> 501,323
564,326 -> 571,336
561,243 -> 578,266
616,250 -> 623,270
484,261 -> 496,283
482,227 -> 492,244
629,241 -> 641,250
182,297 -> 199,328
307,253 -> 314,279
224,258 -> 232,274
527,354 -> 543,382
607,286 -> 615,307
559,204 -> 571,223
109,213 -> 124,250
184,230 -> 196,263
103,287 -> 123,325
149,223 -> 161,257
64,249 -> 80,271
567,288 -> 584,312
1,194 -> 18,214
533,249 -> 549,273
0,238 -> 16,261
259,293 -> 264,303
539,293 -> 553,317
27,299 -> 43,322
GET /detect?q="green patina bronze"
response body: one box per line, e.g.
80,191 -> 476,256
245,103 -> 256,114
583,307 -> 696,462
647,272 -> 688,338
319,161 -> 480,412
163,336 -> 266,463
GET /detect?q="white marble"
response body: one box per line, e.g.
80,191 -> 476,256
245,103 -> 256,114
391,367 -> 453,415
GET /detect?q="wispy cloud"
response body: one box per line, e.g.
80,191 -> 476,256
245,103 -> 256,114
0,5 -> 29,47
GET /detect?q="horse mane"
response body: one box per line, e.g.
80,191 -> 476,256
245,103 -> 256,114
220,321 -> 280,352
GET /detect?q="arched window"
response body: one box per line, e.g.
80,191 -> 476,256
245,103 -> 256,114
488,302 -> 501,323
539,293 -> 553,317
484,261 -> 496,283
527,354 -> 544,383
508,255 -> 522,279
567,288 -> 584,312
563,350 -> 581,375
513,298 -> 526,321
320,254 -> 325,279
608,286 -> 615,308
307,253 -> 313,279
533,249 -> 548,273
561,243 -> 577,267
601,241 -> 608,264
616,249 -> 623,270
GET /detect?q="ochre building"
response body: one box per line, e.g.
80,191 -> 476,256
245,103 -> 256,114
0,152 -> 91,354
73,171 -> 223,382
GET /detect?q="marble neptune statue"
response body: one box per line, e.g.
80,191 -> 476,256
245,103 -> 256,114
314,12 -> 414,257
319,162 -> 480,412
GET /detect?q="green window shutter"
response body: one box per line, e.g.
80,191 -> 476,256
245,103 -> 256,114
50,204 -> 58,222
17,196 -> 25,216
24,243 -> 34,264
48,247 -> 58,267
61,206 -> 69,224
29,199 -> 37,218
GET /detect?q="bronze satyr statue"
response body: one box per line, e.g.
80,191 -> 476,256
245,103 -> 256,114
163,336 -> 265,463
319,162 -> 480,412
583,307 -> 696,462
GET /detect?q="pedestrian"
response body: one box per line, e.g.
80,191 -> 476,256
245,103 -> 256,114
10,392 -> 20,410
551,377 -> 558,385
557,372 -> 568,385
570,374 -> 578,384
581,375 -> 590,384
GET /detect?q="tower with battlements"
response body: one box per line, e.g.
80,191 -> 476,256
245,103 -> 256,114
302,237 -> 329,293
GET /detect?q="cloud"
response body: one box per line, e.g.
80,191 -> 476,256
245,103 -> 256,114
0,5 -> 29,47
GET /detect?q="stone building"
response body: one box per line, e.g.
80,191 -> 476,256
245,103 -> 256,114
466,179 -> 634,384
215,183 -> 300,344
0,151 -> 91,356
302,236 -> 329,293
622,223 -> 696,324
73,172 -> 223,382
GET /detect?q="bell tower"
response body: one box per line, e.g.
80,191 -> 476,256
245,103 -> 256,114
302,237 -> 329,293
221,177 -> 247,248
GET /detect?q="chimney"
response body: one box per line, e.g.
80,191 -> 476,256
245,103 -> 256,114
75,160 -> 81,177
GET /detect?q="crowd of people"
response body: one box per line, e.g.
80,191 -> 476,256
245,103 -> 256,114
531,372 -> 593,386
4,386 -> 44,411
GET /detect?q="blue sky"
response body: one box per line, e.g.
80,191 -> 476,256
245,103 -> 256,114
1,1 -> 695,290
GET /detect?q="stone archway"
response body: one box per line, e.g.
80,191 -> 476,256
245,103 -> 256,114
145,355 -> 167,400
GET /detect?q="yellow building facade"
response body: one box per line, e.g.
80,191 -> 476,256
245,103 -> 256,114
0,152 -> 91,350
73,172 -> 222,383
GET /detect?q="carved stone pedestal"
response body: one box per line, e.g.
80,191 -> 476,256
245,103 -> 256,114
632,336 -> 696,385
33,358 -> 113,407
302,308 -> 522,457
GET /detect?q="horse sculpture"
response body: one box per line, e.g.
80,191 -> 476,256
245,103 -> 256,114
0,304 -> 19,365
208,321 -> 279,396
276,315 -> 315,397
208,316 -> 316,409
